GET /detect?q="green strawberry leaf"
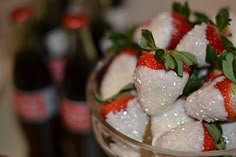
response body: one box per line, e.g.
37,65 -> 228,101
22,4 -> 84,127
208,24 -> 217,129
155,49 -> 165,62
221,35 -> 236,52
171,53 -> 184,77
93,90 -> 105,104
216,7 -> 231,32
140,29 -> 197,77
172,1 -> 191,20
182,72 -> 204,96
193,12 -> 212,25
176,51 -> 197,66
164,53 -> 175,70
206,44 -> 218,64
140,29 -> 157,51
93,83 -> 136,104
204,123 -> 226,150
108,29 -> 141,54
222,53 -> 236,83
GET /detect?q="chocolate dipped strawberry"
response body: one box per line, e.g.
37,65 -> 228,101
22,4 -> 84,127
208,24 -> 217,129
151,99 -> 194,140
152,121 -> 225,152
185,76 -> 236,122
133,30 -> 196,116
222,121 -> 236,149
134,2 -> 192,50
100,48 -> 138,99
100,96 -> 149,142
176,9 -> 231,67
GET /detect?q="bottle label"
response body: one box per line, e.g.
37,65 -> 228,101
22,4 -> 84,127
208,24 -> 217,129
14,87 -> 58,123
61,98 -> 91,133
49,58 -> 65,86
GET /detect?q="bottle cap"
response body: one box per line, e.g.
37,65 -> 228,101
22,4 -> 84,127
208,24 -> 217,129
11,6 -> 34,23
62,13 -> 88,30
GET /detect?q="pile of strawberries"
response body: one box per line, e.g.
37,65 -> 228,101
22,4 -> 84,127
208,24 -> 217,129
94,1 -> 236,155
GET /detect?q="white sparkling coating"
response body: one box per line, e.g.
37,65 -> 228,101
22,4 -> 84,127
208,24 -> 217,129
185,76 -> 228,122
152,121 -> 204,152
133,66 -> 189,116
110,142 -> 140,157
148,12 -> 173,49
105,98 -> 149,142
222,122 -> 236,149
151,99 -> 194,139
45,28 -> 69,57
176,23 -> 209,67
100,53 -> 137,99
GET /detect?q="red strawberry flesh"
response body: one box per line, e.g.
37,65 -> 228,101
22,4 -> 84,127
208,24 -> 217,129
202,123 -> 216,151
137,53 -> 164,70
205,70 -> 223,82
167,12 -> 192,50
120,48 -> 137,56
206,24 -> 225,55
214,78 -> 236,120
100,96 -> 134,118
137,53 -> 191,73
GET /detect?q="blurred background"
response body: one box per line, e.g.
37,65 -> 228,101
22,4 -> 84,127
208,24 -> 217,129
0,0 -> 236,157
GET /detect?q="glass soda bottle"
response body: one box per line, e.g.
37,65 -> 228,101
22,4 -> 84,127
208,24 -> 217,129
60,11 -> 107,157
11,6 -> 64,157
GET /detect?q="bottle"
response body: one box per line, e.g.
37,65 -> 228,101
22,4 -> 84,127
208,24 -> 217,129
11,6 -> 63,157
60,12 -> 106,157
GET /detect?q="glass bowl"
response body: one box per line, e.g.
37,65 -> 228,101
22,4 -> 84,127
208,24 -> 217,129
86,55 -> 236,157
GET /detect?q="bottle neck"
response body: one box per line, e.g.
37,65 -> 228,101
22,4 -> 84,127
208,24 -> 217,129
34,0 -> 67,31
66,27 -> 97,63
13,21 -> 39,53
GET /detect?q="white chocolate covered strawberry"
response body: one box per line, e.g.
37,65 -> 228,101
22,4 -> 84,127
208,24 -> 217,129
176,9 -> 232,67
185,76 -> 236,122
134,2 -> 192,50
222,121 -> 236,149
133,52 -> 190,116
151,99 -> 194,139
100,96 -> 149,142
152,121 -> 223,152
100,49 -> 137,99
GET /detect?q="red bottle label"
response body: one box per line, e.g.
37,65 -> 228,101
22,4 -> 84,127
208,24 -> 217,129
61,98 -> 91,133
49,58 -> 65,86
14,87 -> 58,123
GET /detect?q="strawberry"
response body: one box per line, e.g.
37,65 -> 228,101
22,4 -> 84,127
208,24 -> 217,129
145,12 -> 191,50
134,29 -> 196,116
221,121 -> 236,149
134,2 -> 192,50
133,20 -> 152,43
205,69 -> 223,82
176,8 -> 232,67
100,48 -> 138,99
215,78 -> 236,121
151,99 -> 194,140
152,121 -> 221,152
100,96 -> 149,142
176,23 -> 225,67
185,76 -> 236,122
133,52 -> 190,116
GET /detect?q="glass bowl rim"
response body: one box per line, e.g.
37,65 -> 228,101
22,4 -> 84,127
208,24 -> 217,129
86,55 -> 236,157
